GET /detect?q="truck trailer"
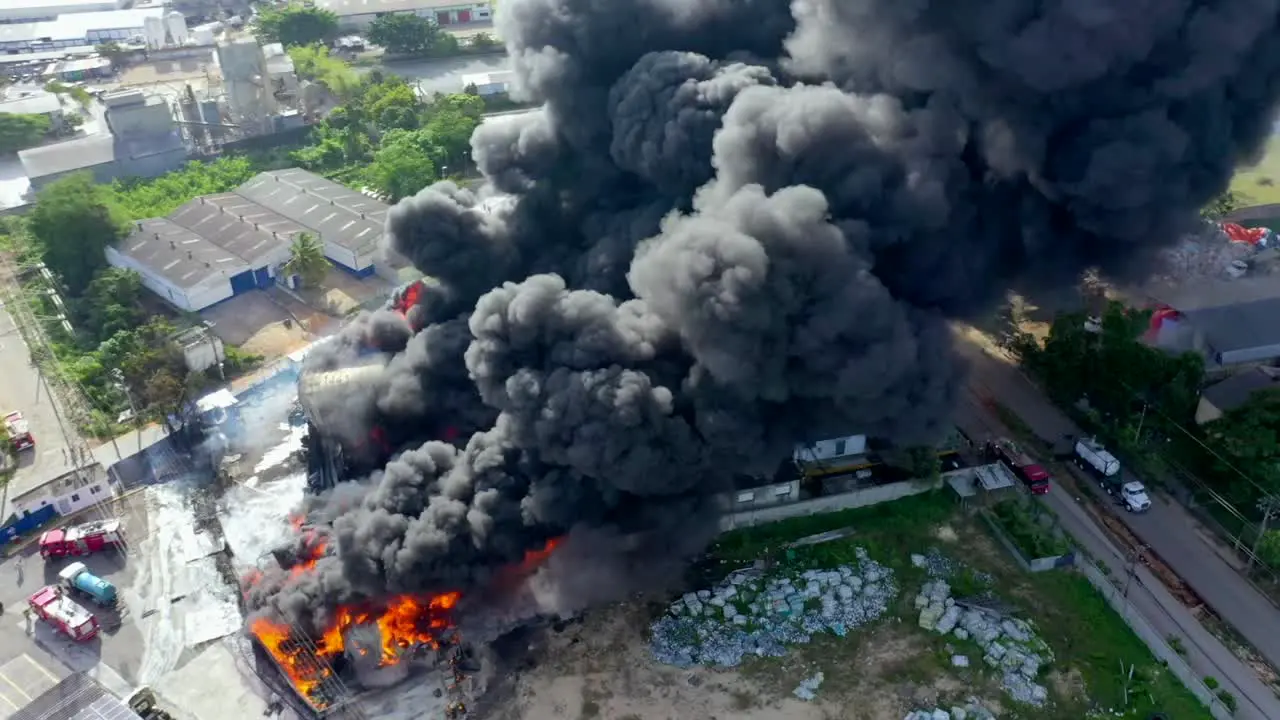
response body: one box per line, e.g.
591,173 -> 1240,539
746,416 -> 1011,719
1073,437 -> 1151,512
40,519 -> 126,559
986,438 -> 1051,494
58,561 -> 118,607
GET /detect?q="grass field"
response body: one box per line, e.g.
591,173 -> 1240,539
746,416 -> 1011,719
712,492 -> 1211,720
1230,136 -> 1280,206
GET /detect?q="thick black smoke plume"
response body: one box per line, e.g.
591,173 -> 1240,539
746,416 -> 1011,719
249,0 -> 1280,631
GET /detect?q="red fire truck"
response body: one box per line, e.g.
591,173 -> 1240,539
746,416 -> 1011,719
39,519 -> 126,559
3,410 -> 35,452
986,438 -> 1052,495
27,585 -> 100,641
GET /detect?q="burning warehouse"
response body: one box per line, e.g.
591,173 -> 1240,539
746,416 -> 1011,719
244,0 -> 1280,714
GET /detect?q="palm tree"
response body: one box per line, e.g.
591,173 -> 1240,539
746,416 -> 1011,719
283,232 -> 329,288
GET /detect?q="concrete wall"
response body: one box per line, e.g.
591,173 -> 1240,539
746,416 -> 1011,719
1078,560 -> 1234,719
979,509 -> 1075,572
720,477 -> 941,531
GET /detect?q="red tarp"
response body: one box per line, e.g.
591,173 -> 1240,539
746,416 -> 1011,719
1221,222 -> 1269,245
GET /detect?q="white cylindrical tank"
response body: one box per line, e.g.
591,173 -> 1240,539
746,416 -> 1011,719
192,22 -> 219,46
165,11 -> 188,46
143,15 -> 165,49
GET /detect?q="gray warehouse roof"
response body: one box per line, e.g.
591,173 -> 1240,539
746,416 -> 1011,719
18,133 -> 115,179
236,169 -> 386,255
168,194 -> 299,266
1201,367 -> 1280,414
118,218 -> 248,290
1156,276 -> 1280,358
0,92 -> 61,115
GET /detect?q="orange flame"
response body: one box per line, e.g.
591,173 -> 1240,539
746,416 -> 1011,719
289,533 -> 328,579
248,532 -> 561,709
252,590 -> 461,709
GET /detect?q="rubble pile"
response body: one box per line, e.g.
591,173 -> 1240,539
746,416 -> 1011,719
916,579 -> 1053,706
649,547 -> 898,668
792,671 -> 824,701
903,699 -> 997,720
1154,224 -> 1273,284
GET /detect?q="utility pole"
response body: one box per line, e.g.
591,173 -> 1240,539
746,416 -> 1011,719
1248,495 -> 1280,572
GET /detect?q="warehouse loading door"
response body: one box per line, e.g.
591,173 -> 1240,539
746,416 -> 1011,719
230,269 -> 257,295
436,10 -> 450,25
254,266 -> 272,288
458,9 -> 470,22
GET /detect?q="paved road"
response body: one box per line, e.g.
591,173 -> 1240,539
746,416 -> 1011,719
955,393 -> 1280,718
0,301 -> 76,523
373,53 -> 513,95
956,336 -> 1280,674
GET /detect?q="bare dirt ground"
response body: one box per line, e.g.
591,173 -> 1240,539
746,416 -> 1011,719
202,290 -> 314,359
480,524 -> 1008,720
117,56 -> 221,86
299,266 -> 394,316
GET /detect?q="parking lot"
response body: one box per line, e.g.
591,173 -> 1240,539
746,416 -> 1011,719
0,653 -> 62,718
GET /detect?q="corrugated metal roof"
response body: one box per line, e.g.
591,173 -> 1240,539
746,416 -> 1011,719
168,193 -> 297,267
235,169 -> 386,254
315,0 -> 478,17
9,672 -> 141,720
1154,276 -> 1280,355
118,217 -> 249,289
17,133 -> 115,179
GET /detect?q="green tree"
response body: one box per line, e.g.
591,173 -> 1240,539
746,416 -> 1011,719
113,156 -> 258,218
288,44 -> 360,98
252,4 -> 339,47
422,97 -> 482,170
469,32 -> 498,51
96,317 -> 189,417
1202,190 -> 1245,220
283,232 -> 329,287
361,76 -> 422,132
1205,390 -> 1280,495
28,172 -> 130,292
76,267 -> 147,343
365,129 -> 437,201
95,41 -> 129,64
368,14 -> 456,56
1257,529 -> 1280,568
0,112 -> 51,154
44,81 -> 91,108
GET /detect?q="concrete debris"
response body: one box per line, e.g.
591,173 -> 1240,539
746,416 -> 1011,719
1154,223 -> 1275,284
650,548 -> 897,668
903,699 -> 995,720
916,580 -> 1053,706
951,654 -> 970,668
792,671 -> 824,701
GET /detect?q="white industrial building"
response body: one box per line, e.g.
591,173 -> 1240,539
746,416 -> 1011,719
0,0 -> 125,25
0,7 -> 177,53
108,168 -> 395,311
9,464 -> 114,518
460,69 -> 512,96
315,0 -> 490,30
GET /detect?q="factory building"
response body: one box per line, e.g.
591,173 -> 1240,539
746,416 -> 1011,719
0,0 -> 126,25
19,89 -> 188,190
314,0 -> 491,30
107,168 -> 396,311
0,7 -> 175,53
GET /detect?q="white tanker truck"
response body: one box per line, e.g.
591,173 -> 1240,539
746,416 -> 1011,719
1072,437 -> 1151,513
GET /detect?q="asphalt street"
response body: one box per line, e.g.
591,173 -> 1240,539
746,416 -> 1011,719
955,335 -> 1280,675
0,301 -> 75,523
954,392 -> 1280,718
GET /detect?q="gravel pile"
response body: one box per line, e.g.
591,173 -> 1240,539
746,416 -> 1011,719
916,579 -> 1053,706
649,547 -> 898,668
903,699 -> 996,720
792,671 -> 824,701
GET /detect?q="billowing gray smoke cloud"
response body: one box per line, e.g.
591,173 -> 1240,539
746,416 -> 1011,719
251,0 -> 1280,630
